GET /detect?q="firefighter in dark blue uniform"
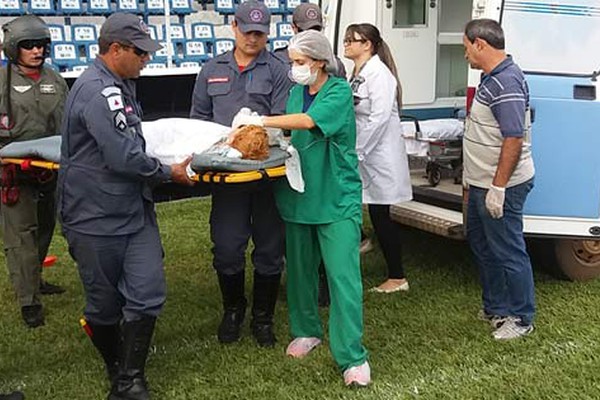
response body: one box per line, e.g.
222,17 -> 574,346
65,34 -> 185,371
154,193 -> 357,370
190,0 -> 293,348
58,13 -> 192,400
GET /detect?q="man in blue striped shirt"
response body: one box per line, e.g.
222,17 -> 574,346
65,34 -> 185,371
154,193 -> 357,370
462,18 -> 536,340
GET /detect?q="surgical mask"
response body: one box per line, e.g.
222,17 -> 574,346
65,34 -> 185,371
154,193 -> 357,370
290,64 -> 318,86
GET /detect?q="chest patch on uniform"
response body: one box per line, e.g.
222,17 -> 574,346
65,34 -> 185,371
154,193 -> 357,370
208,77 -> 229,84
40,84 -> 56,94
114,111 -> 127,131
107,95 -> 124,111
13,85 -> 32,93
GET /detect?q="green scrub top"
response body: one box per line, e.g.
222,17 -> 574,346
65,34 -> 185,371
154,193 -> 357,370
275,76 -> 362,224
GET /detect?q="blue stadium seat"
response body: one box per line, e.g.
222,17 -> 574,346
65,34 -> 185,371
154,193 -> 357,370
276,22 -> 294,38
214,0 -> 236,15
162,23 -> 187,47
87,0 -> 112,14
270,37 -> 289,51
48,24 -> 67,42
213,38 -> 234,56
179,60 -> 201,68
152,41 -> 184,63
190,22 -> 215,40
283,0 -> 308,13
86,43 -> 99,62
170,0 -> 194,15
262,0 -> 281,14
145,0 -> 165,14
183,40 -> 210,63
147,24 -> 159,40
57,0 -> 84,14
51,42 -> 79,70
0,0 -> 23,15
28,0 -> 55,15
71,24 -> 97,44
116,0 -> 140,13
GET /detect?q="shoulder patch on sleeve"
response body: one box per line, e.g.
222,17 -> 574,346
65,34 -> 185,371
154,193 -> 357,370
101,86 -> 122,97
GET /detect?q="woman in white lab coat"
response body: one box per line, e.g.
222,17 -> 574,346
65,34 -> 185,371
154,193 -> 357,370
344,23 -> 413,293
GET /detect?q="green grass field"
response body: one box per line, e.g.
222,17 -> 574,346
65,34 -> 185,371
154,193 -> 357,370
2,198 -> 600,399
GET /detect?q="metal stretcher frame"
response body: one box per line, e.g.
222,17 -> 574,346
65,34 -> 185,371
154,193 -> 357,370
1,158 -> 287,183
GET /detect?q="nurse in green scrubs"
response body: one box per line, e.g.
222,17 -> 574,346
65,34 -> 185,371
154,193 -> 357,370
231,30 -> 371,387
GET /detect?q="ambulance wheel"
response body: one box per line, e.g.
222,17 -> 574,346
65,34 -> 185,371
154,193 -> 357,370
554,239 -> 600,281
427,164 -> 442,187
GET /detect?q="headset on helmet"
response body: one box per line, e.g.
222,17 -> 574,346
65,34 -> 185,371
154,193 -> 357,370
2,15 -> 51,63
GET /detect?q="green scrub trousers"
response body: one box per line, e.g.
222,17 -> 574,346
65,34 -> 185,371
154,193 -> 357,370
285,216 -> 368,371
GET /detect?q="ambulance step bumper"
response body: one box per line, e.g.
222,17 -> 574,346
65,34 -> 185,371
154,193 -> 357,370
390,201 -> 464,240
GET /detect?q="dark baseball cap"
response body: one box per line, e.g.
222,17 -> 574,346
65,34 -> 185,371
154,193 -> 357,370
235,0 -> 271,34
99,13 -> 161,53
293,3 -> 323,31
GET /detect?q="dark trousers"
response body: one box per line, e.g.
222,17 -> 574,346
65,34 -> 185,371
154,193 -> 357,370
64,204 -> 166,325
210,182 -> 284,277
467,179 -> 536,325
1,179 -> 56,307
368,204 -> 405,280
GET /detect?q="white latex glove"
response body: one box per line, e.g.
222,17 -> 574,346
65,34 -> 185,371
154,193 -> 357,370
285,145 -> 304,193
231,114 -> 264,130
485,184 -> 506,219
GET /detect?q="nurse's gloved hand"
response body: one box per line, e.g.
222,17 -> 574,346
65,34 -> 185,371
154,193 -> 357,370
231,114 -> 264,129
485,184 -> 505,219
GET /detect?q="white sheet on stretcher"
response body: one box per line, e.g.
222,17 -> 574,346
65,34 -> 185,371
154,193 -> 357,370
401,118 -> 464,157
141,118 -> 231,165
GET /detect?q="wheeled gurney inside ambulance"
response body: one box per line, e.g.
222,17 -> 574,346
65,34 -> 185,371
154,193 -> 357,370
401,116 -> 464,187
0,119 -> 290,200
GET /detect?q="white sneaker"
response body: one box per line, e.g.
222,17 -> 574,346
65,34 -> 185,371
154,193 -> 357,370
343,361 -> 371,387
492,317 -> 533,340
359,239 -> 374,254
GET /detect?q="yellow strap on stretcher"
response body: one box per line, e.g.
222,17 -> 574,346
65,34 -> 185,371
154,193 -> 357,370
1,158 -> 60,170
192,165 -> 286,183
2,158 -> 286,184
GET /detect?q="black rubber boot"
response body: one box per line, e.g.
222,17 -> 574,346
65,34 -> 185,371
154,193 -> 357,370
217,272 -> 247,344
0,391 -> 24,400
251,272 -> 280,348
86,321 -> 120,383
108,316 -> 156,400
21,305 -> 44,328
317,263 -> 330,308
39,280 -> 65,295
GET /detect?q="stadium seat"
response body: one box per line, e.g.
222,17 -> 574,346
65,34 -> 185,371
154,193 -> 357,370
276,22 -> 294,38
152,41 -> 184,63
87,0 -> 112,14
145,0 -> 165,14
147,24 -> 159,40
48,24 -> 66,42
70,64 -> 88,72
214,0 -> 236,15
179,60 -> 201,68
262,0 -> 281,13
170,0 -> 194,15
283,0 -> 307,13
0,0 -> 23,15
57,0 -> 83,15
86,43 -> 99,61
183,40 -> 210,63
270,37 -> 289,51
116,0 -> 140,13
190,22 -> 215,40
51,42 -> 79,70
71,24 -> 97,43
28,0 -> 55,15
144,62 -> 167,70
213,38 -> 234,56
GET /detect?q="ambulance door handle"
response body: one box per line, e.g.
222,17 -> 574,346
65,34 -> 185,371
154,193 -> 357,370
385,0 -> 392,9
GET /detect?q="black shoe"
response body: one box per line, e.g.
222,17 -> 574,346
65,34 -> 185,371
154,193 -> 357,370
0,391 -> 24,400
40,280 -> 65,295
21,305 -> 44,328
85,321 -> 120,382
109,317 -> 156,400
217,272 -> 247,344
250,272 -> 280,348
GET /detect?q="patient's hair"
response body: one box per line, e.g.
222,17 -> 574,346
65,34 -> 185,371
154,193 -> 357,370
230,125 -> 270,160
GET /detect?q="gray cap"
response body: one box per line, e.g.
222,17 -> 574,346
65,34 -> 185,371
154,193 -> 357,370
235,0 -> 271,34
99,13 -> 161,53
293,3 -> 323,32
